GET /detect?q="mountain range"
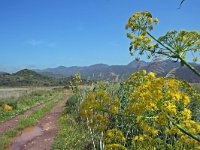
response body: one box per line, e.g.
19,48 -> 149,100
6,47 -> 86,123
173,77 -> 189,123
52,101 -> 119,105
34,59 -> 200,82
1,59 -> 200,86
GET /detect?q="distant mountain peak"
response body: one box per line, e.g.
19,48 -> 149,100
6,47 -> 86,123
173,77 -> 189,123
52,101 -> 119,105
15,69 -> 35,75
90,63 -> 109,68
127,60 -> 148,68
56,66 -> 67,69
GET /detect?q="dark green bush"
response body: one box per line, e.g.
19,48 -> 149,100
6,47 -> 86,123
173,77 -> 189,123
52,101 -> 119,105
4,100 -> 17,109
0,101 -> 4,107
65,94 -> 79,114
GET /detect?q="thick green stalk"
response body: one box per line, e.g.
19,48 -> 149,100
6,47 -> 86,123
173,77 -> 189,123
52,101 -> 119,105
179,56 -> 200,77
175,123 -> 200,143
168,116 -> 200,143
147,32 -> 200,78
147,32 -> 175,53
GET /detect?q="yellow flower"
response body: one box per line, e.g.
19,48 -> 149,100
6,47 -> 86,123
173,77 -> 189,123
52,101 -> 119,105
114,97 -> 120,107
148,44 -> 156,49
141,70 -> 147,75
106,130 -> 113,137
148,72 -> 155,78
181,108 -> 191,120
110,105 -> 118,115
193,57 -> 198,62
151,129 -> 158,135
136,36 -> 144,41
153,18 -> 159,24
104,144 -> 127,150
134,12 -> 141,18
144,37 -> 152,43
182,94 -> 190,105
165,126 -> 180,135
103,96 -> 111,104
96,114 -> 103,121
182,36 -> 187,42
4,104 -> 13,111
155,113 -> 167,127
174,93 -> 181,100
146,102 -> 157,111
148,18 -> 153,23
164,102 -> 177,115
127,33 -> 134,39
134,135 -> 144,142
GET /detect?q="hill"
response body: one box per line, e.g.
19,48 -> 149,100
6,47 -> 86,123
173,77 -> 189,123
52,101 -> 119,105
35,59 -> 200,82
0,69 -> 69,87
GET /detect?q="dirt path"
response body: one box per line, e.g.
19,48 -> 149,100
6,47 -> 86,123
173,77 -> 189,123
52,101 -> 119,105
7,94 -> 69,150
0,96 -> 58,137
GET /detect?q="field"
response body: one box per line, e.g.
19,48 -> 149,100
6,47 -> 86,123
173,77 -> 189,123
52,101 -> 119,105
0,88 -> 29,99
0,86 -> 70,149
0,87 -> 62,99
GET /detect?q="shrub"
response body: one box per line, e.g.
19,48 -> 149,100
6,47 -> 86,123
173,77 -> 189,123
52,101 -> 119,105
3,100 -> 17,109
80,70 -> 200,149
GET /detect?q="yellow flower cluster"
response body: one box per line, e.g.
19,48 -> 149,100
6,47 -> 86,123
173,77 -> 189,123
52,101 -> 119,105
126,11 -> 159,59
158,30 -> 200,63
133,135 -> 144,142
80,90 -> 120,131
104,129 -> 127,150
80,70 -> 200,149
104,144 -> 127,150
125,70 -> 200,148
175,135 -> 200,149
4,104 -> 13,111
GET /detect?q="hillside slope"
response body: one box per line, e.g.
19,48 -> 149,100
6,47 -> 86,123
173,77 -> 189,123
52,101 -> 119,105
0,69 -> 69,87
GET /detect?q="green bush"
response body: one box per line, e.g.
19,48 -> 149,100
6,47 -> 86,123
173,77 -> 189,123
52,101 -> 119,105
4,100 -> 17,109
65,94 -> 79,114
0,101 -> 4,107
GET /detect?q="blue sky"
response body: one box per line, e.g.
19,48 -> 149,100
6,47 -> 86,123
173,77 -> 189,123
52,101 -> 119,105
0,0 -> 200,72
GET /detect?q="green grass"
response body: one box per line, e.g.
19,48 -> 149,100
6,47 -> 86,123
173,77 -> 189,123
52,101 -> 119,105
52,95 -> 91,150
0,90 -> 59,123
51,111 -> 91,150
0,91 -> 65,150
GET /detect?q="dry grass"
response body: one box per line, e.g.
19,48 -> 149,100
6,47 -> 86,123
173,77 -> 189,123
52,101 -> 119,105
0,86 -> 63,100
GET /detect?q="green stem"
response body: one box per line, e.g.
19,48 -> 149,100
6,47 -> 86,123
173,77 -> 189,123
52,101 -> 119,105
147,32 -> 175,53
178,57 -> 200,77
175,123 -> 200,143
97,108 -> 156,119
147,32 -> 200,77
168,116 -> 200,143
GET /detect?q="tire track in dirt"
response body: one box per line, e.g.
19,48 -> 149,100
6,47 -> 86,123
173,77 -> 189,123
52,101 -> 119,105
8,93 -> 70,150
0,95 -> 60,137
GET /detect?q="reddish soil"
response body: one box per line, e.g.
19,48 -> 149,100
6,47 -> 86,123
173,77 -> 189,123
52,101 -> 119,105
7,94 -> 69,150
0,98 -> 56,137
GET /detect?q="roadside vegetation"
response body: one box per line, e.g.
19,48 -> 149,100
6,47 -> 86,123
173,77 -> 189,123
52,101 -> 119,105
52,95 -> 91,150
52,11 -> 200,150
0,89 -> 60,123
0,90 -> 65,150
